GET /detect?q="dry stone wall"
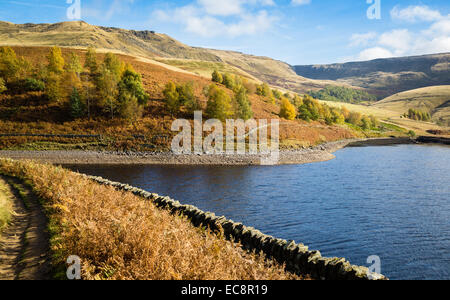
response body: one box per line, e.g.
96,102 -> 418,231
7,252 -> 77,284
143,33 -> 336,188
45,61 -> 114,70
86,175 -> 387,280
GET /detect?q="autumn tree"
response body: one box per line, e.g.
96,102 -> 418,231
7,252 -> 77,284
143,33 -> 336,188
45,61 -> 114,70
81,73 -> 95,119
0,77 -> 6,94
0,46 -> 31,84
103,53 -> 124,79
116,67 -> 149,121
211,70 -> 223,84
47,46 -> 65,74
222,73 -> 235,90
44,47 -> 65,103
177,82 -> 200,114
235,86 -> 253,120
331,108 -> 345,124
69,87 -> 85,119
347,111 -> 362,126
242,78 -> 256,95
206,84 -> 233,121
279,97 -> 296,120
118,67 -> 149,106
118,93 -> 143,124
163,81 -> 180,116
97,66 -> 119,119
292,94 -> 303,107
272,89 -> 282,100
84,47 -> 98,75
96,53 -> 123,118
370,115 -> 379,127
45,71 -> 64,103
361,116 -> 372,130
0,47 -> 18,82
66,53 -> 83,78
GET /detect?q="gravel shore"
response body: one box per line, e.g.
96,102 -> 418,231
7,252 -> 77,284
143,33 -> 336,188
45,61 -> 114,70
0,139 -> 362,166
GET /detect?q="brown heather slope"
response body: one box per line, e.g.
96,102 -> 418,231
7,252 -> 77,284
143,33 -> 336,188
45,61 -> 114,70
0,46 -> 356,151
0,159 -> 303,280
0,21 -> 351,93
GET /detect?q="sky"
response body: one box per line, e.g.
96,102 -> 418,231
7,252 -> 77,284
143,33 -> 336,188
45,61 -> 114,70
0,0 -> 449,65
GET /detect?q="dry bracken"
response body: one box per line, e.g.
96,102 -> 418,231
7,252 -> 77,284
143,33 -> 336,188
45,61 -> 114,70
0,158 -> 303,280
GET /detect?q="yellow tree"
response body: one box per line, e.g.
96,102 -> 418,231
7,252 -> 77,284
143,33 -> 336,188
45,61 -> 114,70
205,84 -> 233,121
47,46 -> 65,74
163,81 -> 180,116
279,97 -> 297,120
0,46 -> 31,83
84,47 -> 98,75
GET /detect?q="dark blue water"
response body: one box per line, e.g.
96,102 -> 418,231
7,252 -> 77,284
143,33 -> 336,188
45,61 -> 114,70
65,145 -> 450,280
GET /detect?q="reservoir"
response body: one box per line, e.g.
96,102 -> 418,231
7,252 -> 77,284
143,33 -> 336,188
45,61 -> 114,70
65,144 -> 450,280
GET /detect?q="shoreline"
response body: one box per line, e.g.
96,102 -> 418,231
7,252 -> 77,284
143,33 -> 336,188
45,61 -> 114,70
0,137 -> 446,165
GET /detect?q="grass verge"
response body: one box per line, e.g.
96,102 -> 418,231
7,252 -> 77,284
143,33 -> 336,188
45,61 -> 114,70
0,179 -> 14,232
0,158 -> 303,280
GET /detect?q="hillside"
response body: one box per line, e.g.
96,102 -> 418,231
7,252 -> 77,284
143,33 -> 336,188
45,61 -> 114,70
294,54 -> 450,98
0,21 -> 340,93
0,46 -> 364,151
374,86 -> 450,126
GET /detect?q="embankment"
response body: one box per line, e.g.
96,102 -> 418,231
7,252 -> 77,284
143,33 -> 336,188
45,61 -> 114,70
0,139 -> 357,165
88,174 -> 387,280
416,136 -> 450,145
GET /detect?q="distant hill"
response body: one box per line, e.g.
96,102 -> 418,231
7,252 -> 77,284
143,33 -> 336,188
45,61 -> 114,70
0,21 -> 341,93
374,86 -> 450,126
294,54 -> 450,98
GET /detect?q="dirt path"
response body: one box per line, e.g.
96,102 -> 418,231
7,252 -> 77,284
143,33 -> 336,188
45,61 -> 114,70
0,176 -> 50,280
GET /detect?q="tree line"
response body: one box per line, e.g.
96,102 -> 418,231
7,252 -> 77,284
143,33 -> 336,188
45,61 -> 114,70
211,70 -> 379,130
308,85 -> 378,104
0,46 -> 149,123
163,70 -> 254,121
405,108 -> 431,122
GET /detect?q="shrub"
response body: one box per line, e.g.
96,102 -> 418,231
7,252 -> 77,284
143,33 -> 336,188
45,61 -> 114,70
24,78 -> 45,92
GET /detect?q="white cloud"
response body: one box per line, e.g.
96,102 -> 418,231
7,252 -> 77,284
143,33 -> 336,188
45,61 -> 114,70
153,0 -> 277,38
349,9 -> 450,61
391,5 -> 442,23
378,29 -> 412,56
291,0 -> 311,6
197,0 -> 243,16
357,47 -> 394,61
349,32 -> 377,47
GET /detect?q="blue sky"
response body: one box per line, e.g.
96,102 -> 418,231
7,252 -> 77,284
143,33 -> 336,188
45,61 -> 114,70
0,0 -> 449,65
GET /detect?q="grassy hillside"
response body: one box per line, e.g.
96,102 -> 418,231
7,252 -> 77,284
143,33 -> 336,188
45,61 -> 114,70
294,54 -> 450,98
0,21 -> 346,94
374,86 -> 450,126
0,158 -> 303,280
0,46 -> 365,151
